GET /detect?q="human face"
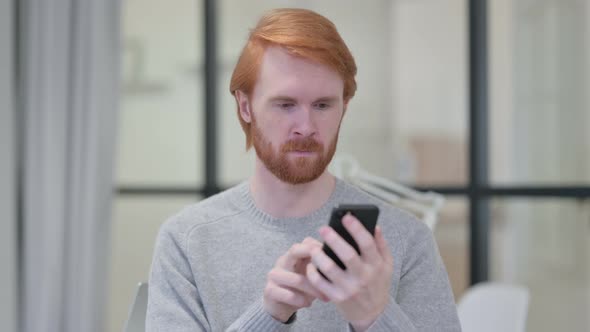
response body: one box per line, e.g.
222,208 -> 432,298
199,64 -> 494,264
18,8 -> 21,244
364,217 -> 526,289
238,46 -> 346,184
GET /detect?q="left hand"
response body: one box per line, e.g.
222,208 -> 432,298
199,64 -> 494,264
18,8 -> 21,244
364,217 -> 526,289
306,213 -> 394,331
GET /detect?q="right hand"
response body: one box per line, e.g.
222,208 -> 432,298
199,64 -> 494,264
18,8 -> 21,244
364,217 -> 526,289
263,237 -> 328,322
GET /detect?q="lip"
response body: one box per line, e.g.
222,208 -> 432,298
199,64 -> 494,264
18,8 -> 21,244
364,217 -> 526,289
288,151 -> 316,156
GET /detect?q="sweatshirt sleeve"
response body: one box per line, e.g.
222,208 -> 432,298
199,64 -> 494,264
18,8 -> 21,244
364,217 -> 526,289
146,221 -> 294,332
225,297 -> 294,331
348,229 -> 461,332
146,222 -> 211,331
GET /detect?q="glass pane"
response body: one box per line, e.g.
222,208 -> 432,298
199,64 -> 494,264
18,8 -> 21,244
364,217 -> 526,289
490,198 -> 590,332
433,198 -> 470,300
218,0 -> 468,187
106,195 -> 200,332
490,0 -> 590,185
116,0 -> 204,187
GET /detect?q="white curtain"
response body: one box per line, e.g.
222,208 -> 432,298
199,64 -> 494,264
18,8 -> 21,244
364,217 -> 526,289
20,1 -> 121,332
1,1 -> 17,332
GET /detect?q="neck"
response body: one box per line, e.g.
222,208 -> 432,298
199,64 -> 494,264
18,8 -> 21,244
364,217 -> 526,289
249,158 -> 336,219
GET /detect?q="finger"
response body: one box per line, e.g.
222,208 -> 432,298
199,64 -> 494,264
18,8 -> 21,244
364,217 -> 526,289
306,263 -> 346,303
268,268 -> 323,299
264,282 -> 311,308
375,226 -> 393,265
309,247 -> 348,286
302,236 -> 323,247
342,213 -> 380,263
277,242 -> 316,270
318,226 -> 364,275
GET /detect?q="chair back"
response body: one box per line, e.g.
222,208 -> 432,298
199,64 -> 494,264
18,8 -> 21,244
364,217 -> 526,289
124,282 -> 149,332
457,282 -> 530,332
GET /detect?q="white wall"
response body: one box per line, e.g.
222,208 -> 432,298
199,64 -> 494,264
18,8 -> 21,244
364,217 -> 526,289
389,0 -> 468,184
116,0 -> 204,187
0,0 -> 17,331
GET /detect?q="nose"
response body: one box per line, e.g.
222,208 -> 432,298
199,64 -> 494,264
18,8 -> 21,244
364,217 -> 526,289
293,107 -> 317,137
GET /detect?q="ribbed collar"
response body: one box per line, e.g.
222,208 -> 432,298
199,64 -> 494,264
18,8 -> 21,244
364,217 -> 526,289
234,177 -> 348,231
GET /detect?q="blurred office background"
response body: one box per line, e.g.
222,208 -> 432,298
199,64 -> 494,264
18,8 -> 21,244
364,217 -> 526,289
1,0 -> 589,331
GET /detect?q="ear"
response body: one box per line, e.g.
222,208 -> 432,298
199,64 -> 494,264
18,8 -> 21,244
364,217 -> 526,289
235,90 -> 252,123
342,100 -> 349,116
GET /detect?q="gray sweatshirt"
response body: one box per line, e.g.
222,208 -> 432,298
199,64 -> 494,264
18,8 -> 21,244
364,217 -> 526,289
146,178 -> 461,331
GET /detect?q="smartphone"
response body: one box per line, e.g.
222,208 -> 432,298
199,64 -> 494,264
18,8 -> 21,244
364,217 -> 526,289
319,204 -> 380,279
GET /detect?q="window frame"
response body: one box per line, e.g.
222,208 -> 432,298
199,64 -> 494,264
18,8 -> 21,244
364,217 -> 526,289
113,0 -> 590,285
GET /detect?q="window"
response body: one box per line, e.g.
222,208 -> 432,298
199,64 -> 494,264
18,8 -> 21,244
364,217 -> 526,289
112,1 -> 590,331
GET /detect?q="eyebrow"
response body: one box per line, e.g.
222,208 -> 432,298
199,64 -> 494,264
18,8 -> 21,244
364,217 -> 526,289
267,96 -> 340,103
314,96 -> 340,103
268,96 -> 297,103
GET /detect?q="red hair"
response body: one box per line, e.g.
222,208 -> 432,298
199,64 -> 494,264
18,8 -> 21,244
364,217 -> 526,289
229,8 -> 357,149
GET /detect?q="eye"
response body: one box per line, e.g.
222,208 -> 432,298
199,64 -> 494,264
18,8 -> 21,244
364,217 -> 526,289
277,102 -> 295,110
314,102 -> 330,110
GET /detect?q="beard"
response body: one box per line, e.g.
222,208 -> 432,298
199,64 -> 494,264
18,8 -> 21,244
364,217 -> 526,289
251,115 -> 339,185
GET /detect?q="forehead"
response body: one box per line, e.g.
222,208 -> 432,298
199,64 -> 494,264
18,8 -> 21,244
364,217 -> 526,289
253,46 -> 344,100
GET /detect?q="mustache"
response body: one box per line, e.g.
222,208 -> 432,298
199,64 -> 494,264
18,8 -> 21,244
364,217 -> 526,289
281,138 -> 323,152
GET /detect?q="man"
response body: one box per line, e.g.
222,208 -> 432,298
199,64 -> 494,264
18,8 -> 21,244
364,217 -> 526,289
147,8 -> 460,332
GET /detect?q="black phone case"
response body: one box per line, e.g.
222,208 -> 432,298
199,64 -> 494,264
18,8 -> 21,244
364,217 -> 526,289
320,204 -> 380,277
